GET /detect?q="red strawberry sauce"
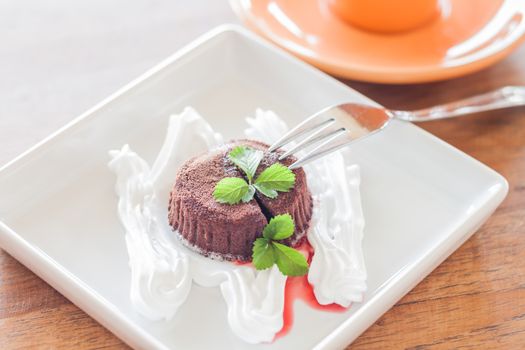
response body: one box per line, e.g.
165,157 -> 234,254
234,240 -> 349,342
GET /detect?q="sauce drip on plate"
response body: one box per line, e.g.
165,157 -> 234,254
275,241 -> 348,340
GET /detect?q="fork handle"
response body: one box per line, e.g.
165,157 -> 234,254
392,86 -> 525,122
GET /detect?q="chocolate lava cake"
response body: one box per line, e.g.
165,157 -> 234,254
168,140 -> 313,261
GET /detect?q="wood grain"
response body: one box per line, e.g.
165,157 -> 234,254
1,1 -> 525,349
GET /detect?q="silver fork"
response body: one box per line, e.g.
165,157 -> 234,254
269,86 -> 525,169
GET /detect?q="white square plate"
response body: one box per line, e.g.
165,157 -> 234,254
0,25 -> 508,349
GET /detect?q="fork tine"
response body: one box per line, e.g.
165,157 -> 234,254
288,132 -> 352,170
279,126 -> 346,159
279,103 -> 393,169
268,114 -> 335,152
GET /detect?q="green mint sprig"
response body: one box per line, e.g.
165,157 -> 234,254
228,145 -> 264,182
254,163 -> 295,199
213,177 -> 253,204
252,214 -> 308,276
213,146 -> 295,204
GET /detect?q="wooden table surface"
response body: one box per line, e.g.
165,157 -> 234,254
1,1 -> 524,349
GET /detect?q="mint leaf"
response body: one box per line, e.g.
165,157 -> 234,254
273,242 -> 309,276
241,184 -> 256,203
250,213 -> 309,276
252,238 -> 276,270
228,146 -> 264,182
253,183 -> 277,199
263,214 -> 295,240
213,177 -> 249,204
254,163 -> 295,198
218,147 -> 296,204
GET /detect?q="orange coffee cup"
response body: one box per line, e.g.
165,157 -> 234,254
327,0 -> 441,33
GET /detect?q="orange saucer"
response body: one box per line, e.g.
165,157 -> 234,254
231,0 -> 525,83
